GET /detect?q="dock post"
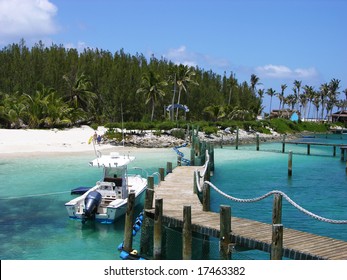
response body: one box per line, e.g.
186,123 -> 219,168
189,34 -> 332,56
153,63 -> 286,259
272,193 -> 282,224
154,198 -> 163,260
236,127 -> 239,150
210,144 -> 215,172
145,176 -> 154,208
204,161 -> 211,182
123,192 -> 136,253
256,133 -> 260,151
271,224 -> 283,260
271,193 -> 283,260
193,170 -> 198,194
140,178 -> 154,256
177,155 -> 182,166
159,167 -> 165,181
190,148 -> 195,166
182,205 -> 192,260
166,162 -> 173,174
220,205 -> 232,260
333,146 -> 336,157
282,134 -> 286,153
288,151 -> 293,177
307,144 -> 311,155
202,182 -> 210,212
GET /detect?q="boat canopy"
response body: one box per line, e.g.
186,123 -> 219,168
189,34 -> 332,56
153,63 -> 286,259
89,152 -> 135,168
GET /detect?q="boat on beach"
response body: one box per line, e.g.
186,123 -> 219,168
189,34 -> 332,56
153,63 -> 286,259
65,151 -> 148,224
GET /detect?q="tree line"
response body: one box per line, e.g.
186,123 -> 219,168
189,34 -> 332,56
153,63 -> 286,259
0,40 -> 345,129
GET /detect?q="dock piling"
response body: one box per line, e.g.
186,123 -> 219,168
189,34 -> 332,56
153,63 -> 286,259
282,135 -> 286,153
182,205 -> 192,260
256,134 -> 260,151
159,167 -> 165,181
202,182 -> 210,212
288,151 -> 293,177
271,224 -> 283,260
140,177 -> 154,257
154,198 -> 163,260
123,192 -> 135,253
166,162 -> 173,174
220,205 -> 232,260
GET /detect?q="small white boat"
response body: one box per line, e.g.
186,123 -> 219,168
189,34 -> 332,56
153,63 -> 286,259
65,152 -> 148,224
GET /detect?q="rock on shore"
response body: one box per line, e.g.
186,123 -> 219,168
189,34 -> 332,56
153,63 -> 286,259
110,128 -> 289,148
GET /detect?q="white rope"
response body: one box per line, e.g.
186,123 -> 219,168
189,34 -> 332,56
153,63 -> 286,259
193,150 -> 347,224
203,181 -> 347,224
0,190 -> 71,200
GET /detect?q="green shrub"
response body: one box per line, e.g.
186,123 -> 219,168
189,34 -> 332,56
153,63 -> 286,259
171,128 -> 186,140
203,126 -> 218,135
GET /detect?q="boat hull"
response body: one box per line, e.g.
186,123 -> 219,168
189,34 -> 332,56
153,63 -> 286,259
65,177 -> 147,224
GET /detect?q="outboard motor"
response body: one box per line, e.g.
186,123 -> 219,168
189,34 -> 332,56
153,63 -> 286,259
82,191 -> 102,223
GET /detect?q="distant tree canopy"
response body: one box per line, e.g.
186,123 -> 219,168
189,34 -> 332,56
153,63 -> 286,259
0,40 -> 262,128
0,39 -> 300,129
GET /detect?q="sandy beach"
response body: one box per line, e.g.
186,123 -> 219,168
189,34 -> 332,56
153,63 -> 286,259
0,125 -> 285,157
0,125 -> 115,155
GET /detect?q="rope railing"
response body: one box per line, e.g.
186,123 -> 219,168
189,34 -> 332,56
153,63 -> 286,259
193,150 -> 347,224
200,179 -> 347,224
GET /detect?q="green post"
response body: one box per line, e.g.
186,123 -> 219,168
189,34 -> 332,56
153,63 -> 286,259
288,151 -> 293,177
256,134 -> 260,151
282,134 -> 286,153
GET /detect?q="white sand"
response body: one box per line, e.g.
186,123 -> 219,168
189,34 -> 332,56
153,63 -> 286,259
0,125 -> 115,155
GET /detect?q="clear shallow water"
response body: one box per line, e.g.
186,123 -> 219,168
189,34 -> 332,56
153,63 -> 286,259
0,149 -> 177,260
1,135 -> 347,260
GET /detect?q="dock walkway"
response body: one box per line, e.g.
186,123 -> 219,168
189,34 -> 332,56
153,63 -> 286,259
149,165 -> 347,260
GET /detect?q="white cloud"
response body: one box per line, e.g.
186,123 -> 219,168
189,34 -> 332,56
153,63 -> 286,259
0,0 -> 58,40
163,45 -> 230,70
64,41 -> 88,53
255,64 -> 319,79
164,46 -> 197,67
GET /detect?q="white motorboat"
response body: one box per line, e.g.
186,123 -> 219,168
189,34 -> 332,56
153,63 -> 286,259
65,151 -> 148,224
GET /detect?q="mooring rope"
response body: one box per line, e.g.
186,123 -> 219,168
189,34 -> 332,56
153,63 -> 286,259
202,180 -> 347,224
0,190 -> 71,200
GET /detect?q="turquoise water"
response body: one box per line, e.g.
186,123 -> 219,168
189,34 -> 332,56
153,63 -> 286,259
1,135 -> 347,260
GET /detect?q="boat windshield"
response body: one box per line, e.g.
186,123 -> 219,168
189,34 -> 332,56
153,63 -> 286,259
104,167 -> 123,179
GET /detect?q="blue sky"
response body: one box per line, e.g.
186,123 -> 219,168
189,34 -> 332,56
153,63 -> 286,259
0,0 -> 346,110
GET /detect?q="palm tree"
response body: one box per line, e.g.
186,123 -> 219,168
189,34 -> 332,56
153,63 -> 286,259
250,74 -> 261,95
228,72 -> 238,105
327,78 -> 340,119
136,70 -> 167,121
203,105 -> 225,121
285,94 -> 297,111
63,72 -> 97,115
278,84 -> 287,110
299,93 -> 308,120
302,85 -> 315,120
174,65 -> 199,120
319,83 -> 329,120
312,91 -> 321,120
0,92 -> 27,128
293,80 -> 302,110
266,88 -> 276,114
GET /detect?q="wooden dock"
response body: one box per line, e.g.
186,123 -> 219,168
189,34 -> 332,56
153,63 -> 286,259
146,165 -> 347,260
282,140 -> 347,158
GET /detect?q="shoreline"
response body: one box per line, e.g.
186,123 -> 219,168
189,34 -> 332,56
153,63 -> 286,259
0,125 -> 299,158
